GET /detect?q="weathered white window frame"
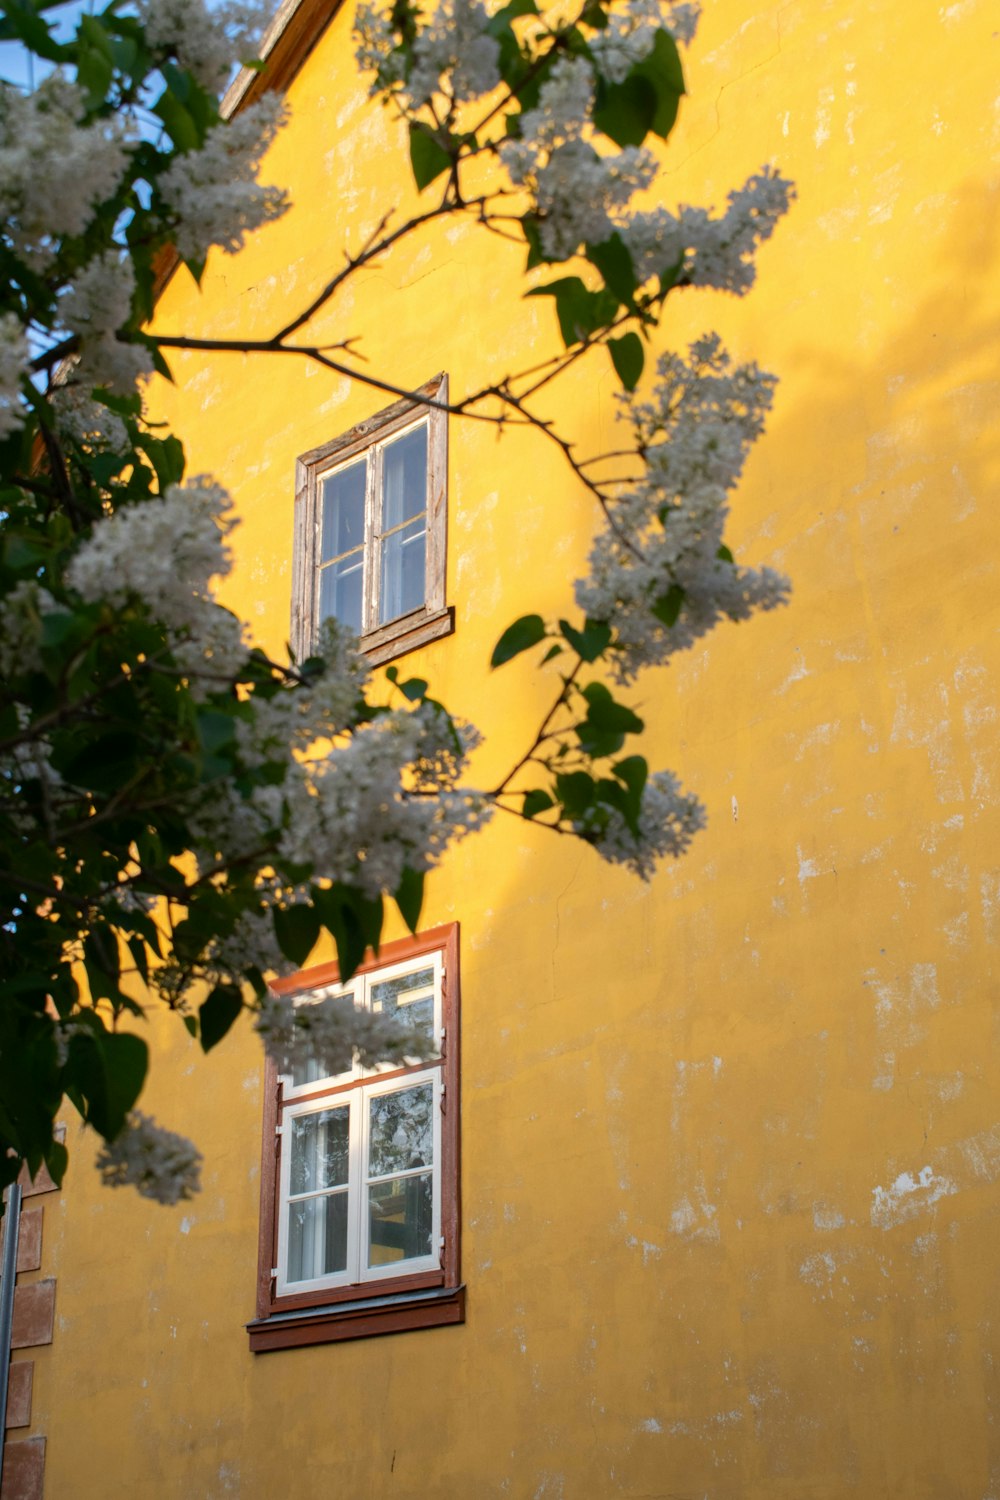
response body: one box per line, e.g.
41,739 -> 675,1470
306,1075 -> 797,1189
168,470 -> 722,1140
292,374 -> 451,666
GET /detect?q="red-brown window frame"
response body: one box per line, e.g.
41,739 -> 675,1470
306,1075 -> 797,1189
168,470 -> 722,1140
247,923 -> 463,1353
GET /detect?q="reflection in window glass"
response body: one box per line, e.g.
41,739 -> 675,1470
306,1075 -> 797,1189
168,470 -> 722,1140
290,1106 -> 349,1195
368,1172 -> 433,1267
288,1192 -> 348,1282
288,989 -> 356,1088
379,426 -> 427,625
368,1083 -> 433,1177
319,459 -> 366,633
286,1104 -> 351,1283
370,967 -> 435,1053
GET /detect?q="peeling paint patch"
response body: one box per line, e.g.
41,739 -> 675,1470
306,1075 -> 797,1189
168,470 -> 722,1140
981,872 -> 1000,944
668,1409 -> 744,1439
626,1235 -> 663,1265
799,1251 -> 837,1288
956,1124 -> 1000,1182
669,1190 -> 719,1241
813,1206 -> 845,1231
871,1165 -> 957,1228
776,655 -> 810,694
532,1474 -> 564,1499
637,1418 -> 662,1434
797,848 -> 820,885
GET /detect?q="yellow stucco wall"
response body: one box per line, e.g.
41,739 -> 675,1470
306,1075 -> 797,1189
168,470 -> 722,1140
24,1 -> 1000,1494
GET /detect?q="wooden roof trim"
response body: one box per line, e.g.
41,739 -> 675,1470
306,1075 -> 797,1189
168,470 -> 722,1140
222,0 -> 346,116
152,0 -> 345,299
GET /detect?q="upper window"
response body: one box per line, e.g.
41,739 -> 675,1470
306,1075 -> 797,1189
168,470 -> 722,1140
249,924 -> 463,1353
292,375 -> 451,666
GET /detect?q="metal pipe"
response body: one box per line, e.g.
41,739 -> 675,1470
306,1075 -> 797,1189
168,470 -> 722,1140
0,1182 -> 23,1484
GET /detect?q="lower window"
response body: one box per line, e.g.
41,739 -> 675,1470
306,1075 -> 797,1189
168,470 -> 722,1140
248,924 -> 463,1353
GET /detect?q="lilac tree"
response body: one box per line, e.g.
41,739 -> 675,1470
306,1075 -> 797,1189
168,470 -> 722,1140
0,0 -> 791,1203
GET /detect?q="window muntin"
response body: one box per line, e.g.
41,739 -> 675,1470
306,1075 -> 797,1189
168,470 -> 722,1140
274,950 -> 445,1298
293,375 -> 451,667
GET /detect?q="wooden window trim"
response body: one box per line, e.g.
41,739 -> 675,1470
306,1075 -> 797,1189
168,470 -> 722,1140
291,374 -> 451,666
250,923 -> 462,1353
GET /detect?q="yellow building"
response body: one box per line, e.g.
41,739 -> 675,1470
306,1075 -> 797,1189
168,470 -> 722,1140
6,0 -> 1000,1494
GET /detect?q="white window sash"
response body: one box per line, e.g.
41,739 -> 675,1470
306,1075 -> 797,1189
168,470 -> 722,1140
276,1067 -> 442,1296
280,949 -> 443,1099
314,416 -> 431,638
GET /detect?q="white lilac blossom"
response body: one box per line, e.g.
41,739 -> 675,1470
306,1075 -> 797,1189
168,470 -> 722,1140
278,704 -> 491,897
664,0 -> 700,45
0,580 -> 60,679
236,618 -> 370,770
406,0 -> 501,105
2,708 -> 62,799
501,56 -> 656,258
0,74 -> 128,267
138,0 -> 270,92
576,335 -> 790,682
67,476 -> 234,618
158,95 -> 289,263
534,140 -> 656,259
66,477 -> 248,690
50,386 -> 129,453
353,2 -> 407,94
206,907 -> 294,982
186,781 -> 273,871
60,252 -> 154,395
0,313 -> 28,439
623,167 -> 795,290
513,56 -> 595,157
256,985 -> 430,1079
95,1112 -> 202,1204
589,0 -> 664,84
584,769 -> 706,878
111,883 -> 158,917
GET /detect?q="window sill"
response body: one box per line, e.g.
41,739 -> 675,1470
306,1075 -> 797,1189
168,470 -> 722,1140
247,1283 -> 465,1353
359,605 -> 454,666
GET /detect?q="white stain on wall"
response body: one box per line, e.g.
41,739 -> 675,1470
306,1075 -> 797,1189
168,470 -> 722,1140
871,1165 -> 957,1229
670,1187 -> 719,1241
799,1251 -> 837,1288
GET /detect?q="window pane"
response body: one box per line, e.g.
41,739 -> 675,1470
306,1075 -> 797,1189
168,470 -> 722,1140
368,1171 -> 433,1267
319,552 -> 363,634
371,967 -> 435,1052
321,460 -> 366,561
379,520 -> 426,625
288,989 -> 357,1089
381,426 -> 427,531
287,1190 -> 348,1283
290,1105 -> 350,1195
368,1083 -> 434,1177
378,426 -> 427,625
